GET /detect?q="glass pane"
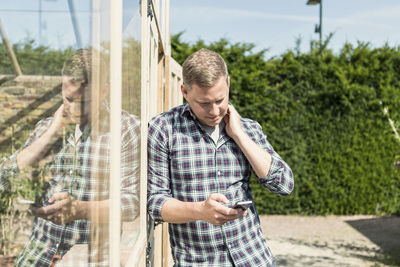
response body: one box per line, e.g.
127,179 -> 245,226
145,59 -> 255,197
120,0 -> 142,265
0,0 -> 141,265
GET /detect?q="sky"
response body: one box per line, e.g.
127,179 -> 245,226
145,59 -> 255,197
0,0 -> 141,50
0,1 -> 399,58
170,0 -> 400,58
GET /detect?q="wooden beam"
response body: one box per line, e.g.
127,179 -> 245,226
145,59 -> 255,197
158,55 -> 165,114
0,19 -> 22,76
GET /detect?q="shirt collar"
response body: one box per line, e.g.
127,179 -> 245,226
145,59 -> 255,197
65,100 -> 110,144
181,103 -> 200,122
80,123 -> 91,140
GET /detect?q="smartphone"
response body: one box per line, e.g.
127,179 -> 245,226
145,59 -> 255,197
232,200 -> 253,210
17,198 -> 35,205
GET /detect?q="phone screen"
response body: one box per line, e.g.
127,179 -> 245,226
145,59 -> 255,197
232,200 -> 252,210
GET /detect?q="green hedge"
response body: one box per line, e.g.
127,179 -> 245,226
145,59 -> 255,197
0,40 -> 73,75
172,35 -> 400,215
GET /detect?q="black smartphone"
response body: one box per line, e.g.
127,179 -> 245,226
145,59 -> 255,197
232,200 -> 253,210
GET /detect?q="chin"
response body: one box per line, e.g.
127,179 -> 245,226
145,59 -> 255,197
207,119 -> 222,127
70,117 -> 79,124
70,117 -> 84,125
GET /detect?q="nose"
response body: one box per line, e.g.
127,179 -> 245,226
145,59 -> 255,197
63,98 -> 69,108
209,103 -> 219,116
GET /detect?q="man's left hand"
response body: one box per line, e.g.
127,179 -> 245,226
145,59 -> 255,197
224,104 -> 245,141
30,192 -> 86,225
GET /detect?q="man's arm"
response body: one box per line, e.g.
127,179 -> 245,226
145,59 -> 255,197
224,105 -> 271,178
30,192 -> 109,224
17,105 -> 65,170
224,104 -> 294,195
161,193 -> 246,226
0,106 -> 65,193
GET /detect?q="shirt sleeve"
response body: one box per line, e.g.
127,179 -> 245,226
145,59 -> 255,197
119,115 -> 141,221
0,118 -> 52,193
147,117 -> 173,223
246,121 -> 294,196
0,153 -> 19,193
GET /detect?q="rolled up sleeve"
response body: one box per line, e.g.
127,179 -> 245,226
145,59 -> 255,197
120,115 -> 141,221
249,121 -> 294,196
0,153 -> 19,193
147,118 -> 173,223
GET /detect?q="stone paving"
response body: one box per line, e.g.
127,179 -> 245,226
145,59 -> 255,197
260,215 -> 400,267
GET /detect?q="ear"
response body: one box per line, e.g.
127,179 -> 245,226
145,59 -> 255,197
181,84 -> 189,101
227,76 -> 230,88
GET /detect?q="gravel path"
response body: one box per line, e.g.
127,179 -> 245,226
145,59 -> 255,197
260,215 -> 400,267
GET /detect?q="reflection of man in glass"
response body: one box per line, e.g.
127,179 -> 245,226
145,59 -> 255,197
0,49 -> 140,266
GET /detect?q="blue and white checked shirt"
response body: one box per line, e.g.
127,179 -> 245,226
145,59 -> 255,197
148,103 -> 294,267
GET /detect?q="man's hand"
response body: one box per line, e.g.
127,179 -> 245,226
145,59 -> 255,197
29,192 -> 87,225
49,104 -> 69,136
224,104 -> 245,141
199,193 -> 247,226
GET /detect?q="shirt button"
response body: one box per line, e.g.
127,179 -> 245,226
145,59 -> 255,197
69,170 -> 73,175
217,171 -> 221,176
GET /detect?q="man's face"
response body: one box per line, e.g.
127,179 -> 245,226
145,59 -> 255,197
181,76 -> 230,127
61,76 -> 91,125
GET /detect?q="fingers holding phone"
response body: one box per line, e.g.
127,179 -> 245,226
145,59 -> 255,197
232,200 -> 253,211
201,193 -> 248,226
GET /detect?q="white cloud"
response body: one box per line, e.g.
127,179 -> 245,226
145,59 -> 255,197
351,5 -> 400,20
325,5 -> 400,30
173,6 -> 315,23
173,5 -> 400,31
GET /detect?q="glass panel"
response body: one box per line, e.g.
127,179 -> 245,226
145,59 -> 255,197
157,0 -> 163,35
120,0 -> 141,265
0,0 -> 141,265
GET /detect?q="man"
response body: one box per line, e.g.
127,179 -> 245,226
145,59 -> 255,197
0,49 -> 140,266
148,48 -> 294,266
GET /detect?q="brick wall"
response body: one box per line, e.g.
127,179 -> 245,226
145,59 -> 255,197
0,75 -> 62,155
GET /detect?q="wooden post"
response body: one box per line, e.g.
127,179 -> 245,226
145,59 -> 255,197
0,19 -> 22,76
157,55 -> 165,114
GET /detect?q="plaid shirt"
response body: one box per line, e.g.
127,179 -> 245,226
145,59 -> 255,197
148,103 -> 294,267
0,110 -> 140,267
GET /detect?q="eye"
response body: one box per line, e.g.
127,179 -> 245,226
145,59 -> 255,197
66,97 -> 74,103
216,99 -> 223,104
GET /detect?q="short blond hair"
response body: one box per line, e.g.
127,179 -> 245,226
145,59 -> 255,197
62,49 -> 93,84
182,48 -> 228,90
62,49 -> 109,94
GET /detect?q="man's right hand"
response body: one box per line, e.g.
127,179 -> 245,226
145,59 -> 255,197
49,104 -> 68,136
199,193 -> 247,226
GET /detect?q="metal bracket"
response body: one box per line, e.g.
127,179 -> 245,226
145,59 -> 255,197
146,213 -> 164,267
146,214 -> 155,267
147,0 -> 154,20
